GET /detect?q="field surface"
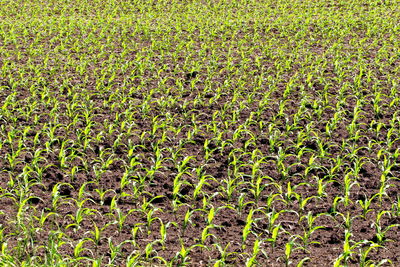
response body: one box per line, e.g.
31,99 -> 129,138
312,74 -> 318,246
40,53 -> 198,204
1,0 -> 400,266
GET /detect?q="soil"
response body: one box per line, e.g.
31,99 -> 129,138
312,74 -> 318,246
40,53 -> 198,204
1,1 -> 400,266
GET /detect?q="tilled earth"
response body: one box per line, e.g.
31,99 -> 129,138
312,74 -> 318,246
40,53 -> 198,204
1,0 -> 400,266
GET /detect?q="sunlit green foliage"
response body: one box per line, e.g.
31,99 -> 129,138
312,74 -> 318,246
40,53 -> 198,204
1,0 -> 400,265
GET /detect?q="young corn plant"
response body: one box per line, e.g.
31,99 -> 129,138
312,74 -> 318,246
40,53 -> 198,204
278,237 -> 302,267
371,210 -> 400,246
296,212 -> 326,251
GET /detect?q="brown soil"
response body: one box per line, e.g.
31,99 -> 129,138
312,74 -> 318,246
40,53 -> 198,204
1,1 -> 400,266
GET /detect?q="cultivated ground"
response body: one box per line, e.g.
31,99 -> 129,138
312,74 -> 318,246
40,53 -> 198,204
1,0 -> 400,266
